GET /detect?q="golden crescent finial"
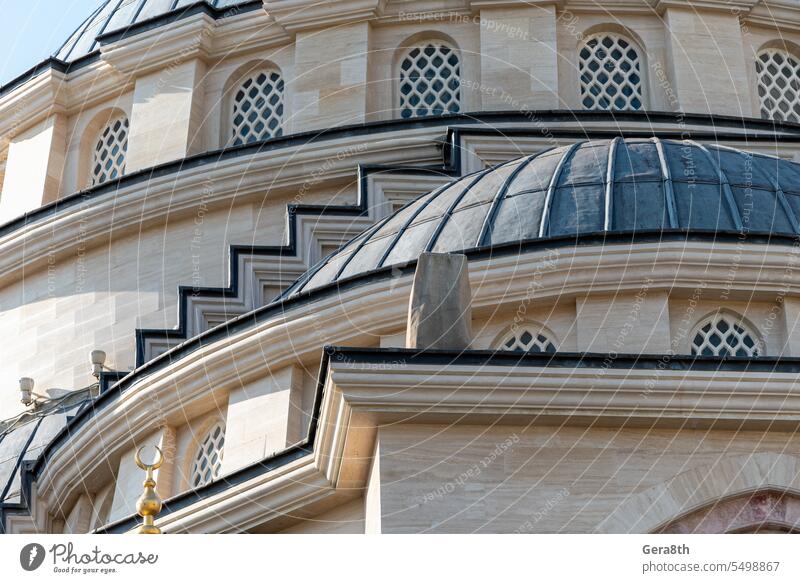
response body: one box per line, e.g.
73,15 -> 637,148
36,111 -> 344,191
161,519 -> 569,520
135,445 -> 164,471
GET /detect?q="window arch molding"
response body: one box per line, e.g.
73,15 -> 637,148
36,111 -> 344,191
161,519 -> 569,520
393,31 -> 463,119
658,490 -> 800,534
491,321 -> 559,354
221,60 -> 286,147
754,41 -> 800,124
688,309 -> 764,357
78,107 -> 131,189
576,24 -> 648,112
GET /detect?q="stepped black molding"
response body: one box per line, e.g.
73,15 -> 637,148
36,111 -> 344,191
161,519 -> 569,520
133,161 -> 454,366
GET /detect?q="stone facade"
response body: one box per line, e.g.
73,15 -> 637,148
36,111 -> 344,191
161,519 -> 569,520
2,0 -> 800,535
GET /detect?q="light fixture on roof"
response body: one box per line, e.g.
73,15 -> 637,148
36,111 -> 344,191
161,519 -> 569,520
90,350 -> 107,380
19,377 -> 50,408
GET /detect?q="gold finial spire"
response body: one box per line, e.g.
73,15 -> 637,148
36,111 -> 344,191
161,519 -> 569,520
134,445 -> 164,534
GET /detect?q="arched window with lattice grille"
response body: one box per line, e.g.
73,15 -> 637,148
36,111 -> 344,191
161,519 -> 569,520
496,326 -> 557,354
229,68 -> 285,146
691,314 -> 761,357
579,33 -> 644,111
397,41 -> 461,119
190,423 -> 225,488
756,49 -> 800,123
90,115 -> 129,186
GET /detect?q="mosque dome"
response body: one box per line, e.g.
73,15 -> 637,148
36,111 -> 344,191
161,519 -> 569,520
285,138 -> 800,298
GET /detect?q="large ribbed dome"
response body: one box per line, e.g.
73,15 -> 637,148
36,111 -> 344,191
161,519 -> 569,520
285,138 -> 800,298
55,0 -> 252,63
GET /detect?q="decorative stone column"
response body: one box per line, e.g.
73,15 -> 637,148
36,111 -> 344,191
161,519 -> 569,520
0,113 -> 67,223
663,4 -> 754,116
406,252 -> 473,350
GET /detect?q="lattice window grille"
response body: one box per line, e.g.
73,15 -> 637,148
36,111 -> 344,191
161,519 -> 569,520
691,316 -> 760,357
399,43 -> 461,119
756,49 -> 800,124
579,34 -> 644,111
190,423 -> 225,488
91,116 -> 129,186
499,327 -> 557,354
230,69 -> 285,146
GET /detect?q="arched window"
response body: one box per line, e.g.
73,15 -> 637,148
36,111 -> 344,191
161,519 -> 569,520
398,41 -> 461,119
496,326 -> 557,353
755,49 -> 800,123
691,314 -> 760,357
190,423 -> 225,488
90,115 -> 129,186
229,68 -> 285,146
579,33 -> 644,111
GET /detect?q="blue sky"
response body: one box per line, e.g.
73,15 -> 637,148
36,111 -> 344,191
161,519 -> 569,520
0,0 -> 104,85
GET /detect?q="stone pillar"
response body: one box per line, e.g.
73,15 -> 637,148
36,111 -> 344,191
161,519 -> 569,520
364,438 -> 382,534
663,6 -> 753,116
780,297 -> 800,356
63,494 -> 92,534
575,290 -> 672,354
406,253 -> 472,350
125,59 -> 206,172
0,113 -> 67,223
108,427 -> 177,524
221,365 -> 305,474
291,22 -> 372,132
477,3 -> 559,110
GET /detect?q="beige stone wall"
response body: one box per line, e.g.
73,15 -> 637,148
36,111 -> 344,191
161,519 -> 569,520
0,114 -> 67,222
0,187 -> 340,418
664,7 -> 752,116
279,498 -> 365,533
126,59 -> 207,172
375,423 -> 800,533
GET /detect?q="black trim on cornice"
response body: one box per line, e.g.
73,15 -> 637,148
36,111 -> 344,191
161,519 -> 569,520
95,345 -> 800,533
95,0 -> 263,46
2,111 -> 799,241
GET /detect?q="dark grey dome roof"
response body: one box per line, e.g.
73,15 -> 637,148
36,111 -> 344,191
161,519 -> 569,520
55,0 -> 250,63
284,138 -> 800,298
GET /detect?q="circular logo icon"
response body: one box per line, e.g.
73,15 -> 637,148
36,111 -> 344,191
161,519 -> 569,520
19,543 -> 46,572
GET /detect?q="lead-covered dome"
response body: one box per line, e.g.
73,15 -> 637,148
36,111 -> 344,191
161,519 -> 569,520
55,0 -> 251,63
285,138 -> 800,298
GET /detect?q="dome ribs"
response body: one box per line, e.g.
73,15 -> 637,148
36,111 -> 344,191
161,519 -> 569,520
653,137 -> 681,229
688,140 -> 745,232
604,137 -> 621,231
423,160 -> 515,254
477,148 -> 554,248
538,142 -> 582,238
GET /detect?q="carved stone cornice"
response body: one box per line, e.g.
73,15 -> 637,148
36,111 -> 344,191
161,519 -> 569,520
0,68 -> 67,140
263,0 -> 386,31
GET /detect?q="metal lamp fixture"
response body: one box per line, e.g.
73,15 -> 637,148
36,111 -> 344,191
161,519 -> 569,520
90,350 -> 107,379
19,377 -> 49,408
